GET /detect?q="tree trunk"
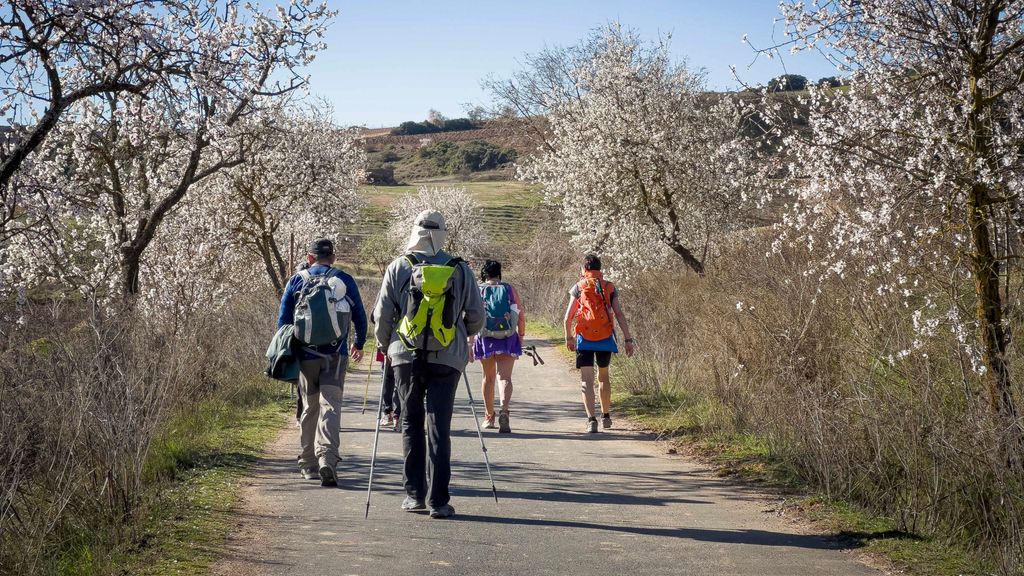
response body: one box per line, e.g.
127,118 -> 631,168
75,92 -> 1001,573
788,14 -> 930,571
121,245 -> 143,298
667,241 -> 705,276
967,29 -> 1023,463
257,235 -> 284,296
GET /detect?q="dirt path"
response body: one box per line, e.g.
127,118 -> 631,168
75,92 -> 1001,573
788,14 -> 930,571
210,341 -> 880,576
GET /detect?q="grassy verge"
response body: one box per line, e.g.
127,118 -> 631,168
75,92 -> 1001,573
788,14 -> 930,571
119,382 -> 290,575
611,385 -> 989,576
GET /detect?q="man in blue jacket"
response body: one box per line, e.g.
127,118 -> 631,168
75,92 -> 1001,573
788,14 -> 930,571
278,238 -> 367,487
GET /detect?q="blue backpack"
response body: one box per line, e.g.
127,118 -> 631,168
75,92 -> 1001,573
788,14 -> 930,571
480,282 -> 518,339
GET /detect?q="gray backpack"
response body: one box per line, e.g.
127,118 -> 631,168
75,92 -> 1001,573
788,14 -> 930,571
292,269 -> 352,347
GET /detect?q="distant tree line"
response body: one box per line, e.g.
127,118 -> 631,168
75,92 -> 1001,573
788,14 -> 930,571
418,140 -> 516,173
391,109 -> 480,135
765,74 -> 845,92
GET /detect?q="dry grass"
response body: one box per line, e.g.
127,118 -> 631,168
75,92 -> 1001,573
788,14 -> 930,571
0,291 -> 278,575
511,224 -> 1023,574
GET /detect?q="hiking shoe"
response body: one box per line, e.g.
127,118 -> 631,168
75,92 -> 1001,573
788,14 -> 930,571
498,412 -> 511,433
300,467 -> 318,480
587,418 -> 598,433
602,414 -> 613,429
429,504 -> 455,519
402,496 -> 426,512
319,464 -> 337,487
483,414 -> 496,429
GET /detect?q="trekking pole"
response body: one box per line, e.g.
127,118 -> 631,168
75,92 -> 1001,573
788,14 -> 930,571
364,356 -> 390,519
461,371 -> 499,503
361,360 -> 374,414
523,345 -> 545,367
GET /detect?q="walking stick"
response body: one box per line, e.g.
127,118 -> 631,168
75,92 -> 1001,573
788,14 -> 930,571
523,345 -> 545,367
364,356 -> 390,519
461,371 -> 499,503
361,359 -> 374,414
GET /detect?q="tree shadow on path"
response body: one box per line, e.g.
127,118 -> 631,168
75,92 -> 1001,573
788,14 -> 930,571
450,514 -> 858,550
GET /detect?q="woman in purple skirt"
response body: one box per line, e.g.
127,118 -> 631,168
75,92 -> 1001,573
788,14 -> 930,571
471,260 -> 526,433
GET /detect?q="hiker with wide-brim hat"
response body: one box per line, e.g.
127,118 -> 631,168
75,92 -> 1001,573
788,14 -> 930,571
372,211 -> 485,518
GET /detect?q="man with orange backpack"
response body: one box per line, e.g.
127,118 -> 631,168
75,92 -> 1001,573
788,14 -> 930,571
563,254 -> 635,433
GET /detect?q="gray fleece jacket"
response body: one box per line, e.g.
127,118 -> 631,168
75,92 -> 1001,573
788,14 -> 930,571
373,250 -> 485,373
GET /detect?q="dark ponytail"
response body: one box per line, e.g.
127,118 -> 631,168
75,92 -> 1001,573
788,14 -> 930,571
480,259 -> 502,282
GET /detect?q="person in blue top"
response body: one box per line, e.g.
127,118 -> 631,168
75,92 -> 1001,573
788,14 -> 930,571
278,238 -> 367,487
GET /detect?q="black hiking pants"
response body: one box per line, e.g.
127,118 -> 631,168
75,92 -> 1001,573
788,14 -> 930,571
395,360 -> 460,508
381,365 -> 401,416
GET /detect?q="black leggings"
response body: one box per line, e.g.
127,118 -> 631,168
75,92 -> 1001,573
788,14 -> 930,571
381,363 -> 401,415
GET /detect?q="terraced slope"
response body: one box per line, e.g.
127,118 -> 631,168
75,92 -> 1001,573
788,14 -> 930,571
334,179 -> 550,266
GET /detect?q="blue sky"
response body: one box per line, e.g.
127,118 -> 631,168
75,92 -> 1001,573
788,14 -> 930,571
309,1 -> 838,127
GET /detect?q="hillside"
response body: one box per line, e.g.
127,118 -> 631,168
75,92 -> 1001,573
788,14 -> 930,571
334,177 -> 548,269
358,120 -> 536,183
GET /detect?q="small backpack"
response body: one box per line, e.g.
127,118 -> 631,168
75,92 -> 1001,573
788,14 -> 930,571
480,282 -> 518,339
397,254 -> 464,351
574,272 -> 614,341
292,269 -> 352,347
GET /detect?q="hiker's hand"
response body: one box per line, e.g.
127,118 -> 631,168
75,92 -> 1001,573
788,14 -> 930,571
350,346 -> 364,363
625,340 -> 635,357
566,338 -> 576,352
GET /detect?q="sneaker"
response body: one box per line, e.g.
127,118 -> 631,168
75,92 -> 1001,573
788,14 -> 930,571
587,418 -> 598,433
319,463 -> 337,487
380,413 -> 394,427
498,412 -> 511,433
483,414 -> 496,429
602,414 -> 613,429
300,467 -> 318,480
402,496 -> 426,512
429,504 -> 456,519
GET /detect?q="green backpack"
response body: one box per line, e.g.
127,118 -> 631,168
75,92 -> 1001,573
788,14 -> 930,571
397,254 -> 464,351
293,269 -> 351,347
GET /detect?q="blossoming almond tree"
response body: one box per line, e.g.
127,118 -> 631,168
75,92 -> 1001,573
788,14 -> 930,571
489,25 -> 744,275
0,0 -> 193,236
221,103 -> 366,294
761,0 -> 1024,459
4,0 -> 333,300
387,185 -> 488,258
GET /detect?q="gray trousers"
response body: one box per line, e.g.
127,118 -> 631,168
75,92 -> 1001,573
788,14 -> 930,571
297,355 -> 347,469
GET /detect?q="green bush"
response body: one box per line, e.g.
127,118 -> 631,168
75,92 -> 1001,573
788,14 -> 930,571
768,74 -> 808,91
392,121 -> 440,136
416,140 -> 516,174
391,117 -> 477,136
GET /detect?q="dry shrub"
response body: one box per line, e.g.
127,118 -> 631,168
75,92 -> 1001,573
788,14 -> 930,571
502,218 -> 581,325
512,225 -> 1022,571
0,289 -> 278,574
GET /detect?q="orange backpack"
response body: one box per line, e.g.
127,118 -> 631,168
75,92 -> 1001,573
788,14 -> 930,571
574,271 -> 615,341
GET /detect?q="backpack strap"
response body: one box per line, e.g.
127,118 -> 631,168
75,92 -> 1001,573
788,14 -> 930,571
597,279 -> 612,309
404,253 -> 420,267
297,269 -> 313,291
